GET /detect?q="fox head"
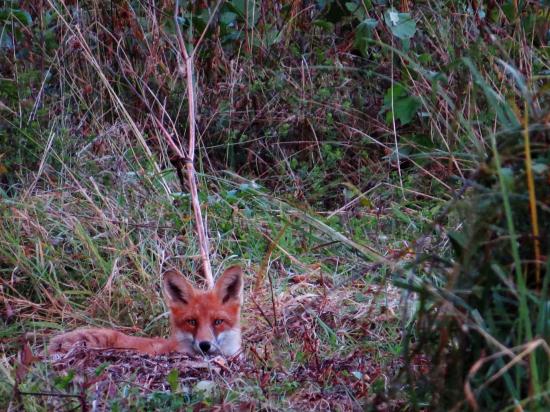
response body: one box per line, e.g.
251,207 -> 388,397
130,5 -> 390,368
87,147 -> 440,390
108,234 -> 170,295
163,266 -> 243,357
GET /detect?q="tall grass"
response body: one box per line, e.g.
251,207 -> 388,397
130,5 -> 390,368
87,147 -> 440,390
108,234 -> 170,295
394,4 -> 550,408
0,0 -> 549,410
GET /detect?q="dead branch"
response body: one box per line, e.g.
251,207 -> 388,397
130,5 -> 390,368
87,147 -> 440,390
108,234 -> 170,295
171,0 -> 214,289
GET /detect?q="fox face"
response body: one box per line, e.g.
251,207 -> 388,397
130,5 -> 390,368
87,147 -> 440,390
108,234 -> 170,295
163,266 -> 243,357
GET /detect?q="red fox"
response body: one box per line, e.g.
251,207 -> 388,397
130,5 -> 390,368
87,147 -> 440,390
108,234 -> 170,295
49,266 -> 243,357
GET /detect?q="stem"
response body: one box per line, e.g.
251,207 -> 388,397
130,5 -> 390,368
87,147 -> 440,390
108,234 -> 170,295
522,103 -> 540,286
173,0 -> 213,289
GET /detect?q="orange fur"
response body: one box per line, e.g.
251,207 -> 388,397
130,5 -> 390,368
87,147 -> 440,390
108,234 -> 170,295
49,266 -> 243,357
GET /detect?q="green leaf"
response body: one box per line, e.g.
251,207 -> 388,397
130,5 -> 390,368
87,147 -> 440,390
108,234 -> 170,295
263,26 -> 282,47
313,19 -> 334,31
392,96 -> 421,125
167,368 -> 179,392
383,8 -> 416,40
0,9 -> 32,26
383,85 -> 421,125
345,2 -> 359,12
227,0 -> 260,26
355,16 -> 378,51
391,205 -> 413,225
12,9 -> 32,26
316,0 -> 332,9
502,2 -> 516,20
54,371 -> 75,390
360,17 -> 378,30
0,28 -> 13,49
345,2 -> 368,20
383,83 -> 408,101
448,231 -> 467,257
220,12 -> 237,26
95,363 -> 110,376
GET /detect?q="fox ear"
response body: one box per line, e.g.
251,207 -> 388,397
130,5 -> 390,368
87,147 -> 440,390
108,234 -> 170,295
163,269 -> 194,306
215,266 -> 243,305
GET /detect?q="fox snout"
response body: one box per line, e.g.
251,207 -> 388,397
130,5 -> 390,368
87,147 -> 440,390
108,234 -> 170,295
192,323 -> 217,354
175,327 -> 240,356
198,341 -> 211,353
189,327 -> 217,354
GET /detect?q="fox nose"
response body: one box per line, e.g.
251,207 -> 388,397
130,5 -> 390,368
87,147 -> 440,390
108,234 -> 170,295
198,341 -> 211,353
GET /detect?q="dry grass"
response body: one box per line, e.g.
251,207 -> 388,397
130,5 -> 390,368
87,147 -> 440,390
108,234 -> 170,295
0,118 -> 421,410
2,228 -> 411,410
3,1 -> 547,410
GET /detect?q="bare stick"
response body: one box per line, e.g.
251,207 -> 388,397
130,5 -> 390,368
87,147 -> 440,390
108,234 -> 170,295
172,0 -> 213,289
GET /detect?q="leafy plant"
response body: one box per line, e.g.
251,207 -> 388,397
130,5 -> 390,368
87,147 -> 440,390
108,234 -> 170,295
382,84 -> 421,126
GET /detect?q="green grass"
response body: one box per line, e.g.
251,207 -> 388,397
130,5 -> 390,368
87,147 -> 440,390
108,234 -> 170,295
0,161 -> 411,410
1,0 -> 549,410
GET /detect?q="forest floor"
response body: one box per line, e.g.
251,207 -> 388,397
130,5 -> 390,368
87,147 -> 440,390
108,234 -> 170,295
35,281 -> 413,411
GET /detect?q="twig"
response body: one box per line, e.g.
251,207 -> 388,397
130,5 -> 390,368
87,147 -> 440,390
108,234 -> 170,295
390,47 -> 405,200
267,269 -> 278,334
18,391 -> 81,398
249,294 -> 274,329
191,1 -> 224,56
172,0 -> 214,289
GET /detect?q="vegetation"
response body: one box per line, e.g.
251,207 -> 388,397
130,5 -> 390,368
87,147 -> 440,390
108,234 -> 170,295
1,0 -> 549,410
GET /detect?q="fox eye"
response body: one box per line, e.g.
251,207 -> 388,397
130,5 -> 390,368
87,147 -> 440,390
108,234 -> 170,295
214,319 -> 224,326
186,319 -> 197,326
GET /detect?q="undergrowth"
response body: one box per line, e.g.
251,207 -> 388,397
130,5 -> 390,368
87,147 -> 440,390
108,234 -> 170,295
1,0 -> 549,410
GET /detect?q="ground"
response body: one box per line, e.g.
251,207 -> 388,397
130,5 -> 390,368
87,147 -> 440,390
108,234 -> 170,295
6,269 -> 416,411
